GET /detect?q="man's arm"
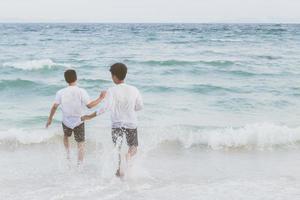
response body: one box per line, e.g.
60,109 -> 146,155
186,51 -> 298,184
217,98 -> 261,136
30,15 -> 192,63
86,91 -> 107,109
46,103 -> 59,128
81,90 -> 111,122
81,111 -> 97,121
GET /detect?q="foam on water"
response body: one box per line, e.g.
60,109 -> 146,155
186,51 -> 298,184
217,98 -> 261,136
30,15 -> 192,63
141,123 -> 300,151
2,59 -> 72,70
0,127 -> 61,146
1,123 -> 300,151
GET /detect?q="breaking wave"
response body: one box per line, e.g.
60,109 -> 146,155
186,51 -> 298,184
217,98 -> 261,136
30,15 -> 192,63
0,128 -> 61,146
145,123 -> 300,150
2,59 -> 72,71
1,123 -> 300,151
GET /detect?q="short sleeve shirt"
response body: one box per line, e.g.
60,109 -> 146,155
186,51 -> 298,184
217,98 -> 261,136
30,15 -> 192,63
55,86 -> 90,129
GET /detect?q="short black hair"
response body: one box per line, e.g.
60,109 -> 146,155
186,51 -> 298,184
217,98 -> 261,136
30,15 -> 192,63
109,63 -> 127,81
64,69 -> 77,83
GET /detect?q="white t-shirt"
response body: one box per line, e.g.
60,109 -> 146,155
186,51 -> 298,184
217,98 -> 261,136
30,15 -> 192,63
55,85 -> 90,129
97,83 -> 143,129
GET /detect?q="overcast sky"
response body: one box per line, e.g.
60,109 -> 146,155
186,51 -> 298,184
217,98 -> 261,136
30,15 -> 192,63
0,0 -> 299,23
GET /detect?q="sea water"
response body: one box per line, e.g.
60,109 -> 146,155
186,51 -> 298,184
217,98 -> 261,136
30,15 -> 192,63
0,23 -> 300,199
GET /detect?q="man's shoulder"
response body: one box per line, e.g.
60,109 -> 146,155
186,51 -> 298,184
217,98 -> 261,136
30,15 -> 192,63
77,86 -> 88,93
56,87 -> 67,95
76,87 -> 90,98
124,84 -> 139,91
57,86 -> 87,94
128,84 -> 140,94
106,86 -> 113,92
110,84 -> 140,94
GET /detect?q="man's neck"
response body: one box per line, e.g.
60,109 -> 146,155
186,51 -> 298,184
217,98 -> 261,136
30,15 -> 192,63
69,82 -> 77,86
116,81 -> 124,85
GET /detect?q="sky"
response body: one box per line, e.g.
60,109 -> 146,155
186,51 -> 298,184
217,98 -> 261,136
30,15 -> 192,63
0,0 -> 299,23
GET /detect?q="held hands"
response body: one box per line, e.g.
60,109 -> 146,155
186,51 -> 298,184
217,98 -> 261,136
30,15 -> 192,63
86,91 -> 107,109
81,112 -> 97,122
81,115 -> 89,122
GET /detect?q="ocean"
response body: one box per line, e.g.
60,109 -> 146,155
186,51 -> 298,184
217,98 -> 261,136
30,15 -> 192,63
1,23 -> 300,199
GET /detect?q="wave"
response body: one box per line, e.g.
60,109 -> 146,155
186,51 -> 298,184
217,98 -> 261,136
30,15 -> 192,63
143,123 -> 300,151
0,79 -> 36,90
0,128 -> 62,146
80,78 -> 111,85
218,69 -> 278,77
255,55 -> 282,60
268,28 -> 287,32
141,84 -> 241,94
209,38 -> 244,42
79,78 -> 112,89
288,87 -> 300,97
1,123 -> 300,151
254,27 -> 287,33
142,85 -> 176,93
167,27 -> 201,33
224,70 -> 257,77
190,84 -> 242,94
125,59 -> 235,67
70,28 -> 91,33
2,59 -> 72,71
0,79 -> 62,95
202,60 -> 235,67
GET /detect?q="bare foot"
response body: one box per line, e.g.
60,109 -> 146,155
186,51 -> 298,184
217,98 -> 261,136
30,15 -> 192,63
115,169 -> 124,178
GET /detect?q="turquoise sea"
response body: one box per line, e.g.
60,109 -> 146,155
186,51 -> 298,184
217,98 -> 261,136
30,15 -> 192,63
1,24 -> 300,199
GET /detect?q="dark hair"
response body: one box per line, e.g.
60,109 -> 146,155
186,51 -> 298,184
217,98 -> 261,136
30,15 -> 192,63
64,69 -> 77,83
109,63 -> 127,81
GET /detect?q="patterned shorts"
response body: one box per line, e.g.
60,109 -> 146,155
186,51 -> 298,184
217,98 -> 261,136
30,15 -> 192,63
62,123 -> 85,143
112,128 -> 138,148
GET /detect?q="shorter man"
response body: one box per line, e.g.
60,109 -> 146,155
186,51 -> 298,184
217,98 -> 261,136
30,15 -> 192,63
82,63 -> 143,177
46,69 -> 106,165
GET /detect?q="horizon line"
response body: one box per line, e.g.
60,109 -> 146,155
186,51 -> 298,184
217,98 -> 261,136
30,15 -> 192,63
0,21 -> 300,24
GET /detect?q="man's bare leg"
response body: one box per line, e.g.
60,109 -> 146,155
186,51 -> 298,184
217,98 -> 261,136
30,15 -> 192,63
114,134 -> 125,178
63,136 -> 70,160
115,147 -> 137,177
77,142 -> 85,165
126,146 -> 137,162
115,152 -> 125,178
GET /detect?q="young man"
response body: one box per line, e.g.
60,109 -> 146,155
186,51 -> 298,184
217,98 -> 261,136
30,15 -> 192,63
46,69 -> 106,165
81,63 -> 143,177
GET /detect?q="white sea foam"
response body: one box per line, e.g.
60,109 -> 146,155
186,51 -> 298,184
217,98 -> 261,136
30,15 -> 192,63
2,59 -> 72,70
1,123 -> 300,151
0,128 -> 61,145
142,123 -> 300,151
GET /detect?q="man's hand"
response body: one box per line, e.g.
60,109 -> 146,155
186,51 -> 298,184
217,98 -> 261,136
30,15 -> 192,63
46,118 -> 52,128
81,115 -> 88,122
46,103 -> 59,128
87,91 -> 107,109
81,112 -> 97,122
99,91 -> 107,100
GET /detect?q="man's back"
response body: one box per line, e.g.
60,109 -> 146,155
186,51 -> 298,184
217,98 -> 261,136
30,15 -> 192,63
98,83 -> 143,129
56,85 -> 90,128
